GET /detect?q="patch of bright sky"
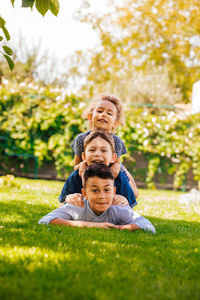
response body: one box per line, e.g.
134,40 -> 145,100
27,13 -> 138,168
1,0 -> 102,60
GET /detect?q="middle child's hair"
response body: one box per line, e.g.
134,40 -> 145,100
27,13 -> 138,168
84,131 -> 115,153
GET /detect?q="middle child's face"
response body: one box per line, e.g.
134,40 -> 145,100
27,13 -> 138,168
82,137 -> 117,166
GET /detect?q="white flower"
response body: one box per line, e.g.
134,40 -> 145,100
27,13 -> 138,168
188,132 -> 193,138
165,125 -> 169,130
143,140 -> 148,146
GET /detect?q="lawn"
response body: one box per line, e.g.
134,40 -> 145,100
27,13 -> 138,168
0,177 -> 199,300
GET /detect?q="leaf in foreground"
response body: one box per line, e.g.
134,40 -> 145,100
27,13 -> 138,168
4,54 -> 14,71
3,45 -> 13,56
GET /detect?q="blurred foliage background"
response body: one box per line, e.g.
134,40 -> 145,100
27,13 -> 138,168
0,0 -> 200,190
0,80 -> 199,189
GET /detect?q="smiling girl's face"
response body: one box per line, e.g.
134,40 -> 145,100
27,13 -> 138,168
88,100 -> 118,132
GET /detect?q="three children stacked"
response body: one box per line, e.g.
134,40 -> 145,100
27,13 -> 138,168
39,93 -> 156,234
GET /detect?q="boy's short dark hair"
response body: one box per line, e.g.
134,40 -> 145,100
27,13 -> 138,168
83,164 -> 114,187
84,131 -> 115,153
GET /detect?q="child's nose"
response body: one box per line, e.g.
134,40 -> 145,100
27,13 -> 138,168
94,149 -> 101,156
98,192 -> 105,198
100,111 -> 106,117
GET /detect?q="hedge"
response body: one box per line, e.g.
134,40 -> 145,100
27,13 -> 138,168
0,82 -> 199,189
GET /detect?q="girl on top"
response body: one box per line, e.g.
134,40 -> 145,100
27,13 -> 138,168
71,92 -> 138,198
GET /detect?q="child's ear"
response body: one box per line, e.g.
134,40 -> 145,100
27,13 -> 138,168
87,112 -> 92,121
113,120 -> 119,129
81,188 -> 87,199
110,153 -> 117,164
81,152 -> 85,161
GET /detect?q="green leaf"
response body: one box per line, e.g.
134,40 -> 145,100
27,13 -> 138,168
10,0 -> 15,6
0,36 -> 3,41
4,54 -> 14,71
22,0 -> 35,8
2,26 -> 10,41
49,0 -> 59,16
3,46 -> 13,56
35,0 -> 49,16
0,16 -> 6,26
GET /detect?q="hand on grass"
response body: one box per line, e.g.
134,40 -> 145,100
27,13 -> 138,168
64,193 -> 84,207
80,221 -> 116,229
114,224 -> 140,231
113,194 -> 129,207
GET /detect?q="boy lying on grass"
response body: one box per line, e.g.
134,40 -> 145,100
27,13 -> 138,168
39,164 -> 156,233
59,131 -> 137,208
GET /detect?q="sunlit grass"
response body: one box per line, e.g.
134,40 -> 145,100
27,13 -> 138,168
0,177 -> 200,300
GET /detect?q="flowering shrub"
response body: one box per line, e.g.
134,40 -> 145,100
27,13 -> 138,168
0,174 -> 20,188
0,80 -> 87,177
0,80 -> 199,188
120,107 -> 200,189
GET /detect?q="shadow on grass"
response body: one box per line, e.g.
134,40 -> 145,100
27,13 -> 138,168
1,201 -> 200,300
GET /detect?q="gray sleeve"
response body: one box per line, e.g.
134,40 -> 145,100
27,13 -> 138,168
38,204 -> 80,225
113,135 -> 127,157
70,133 -> 85,157
117,206 -> 156,234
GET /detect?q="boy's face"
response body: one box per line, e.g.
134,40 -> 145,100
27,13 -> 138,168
82,137 -> 117,166
82,176 -> 116,215
88,100 -> 119,132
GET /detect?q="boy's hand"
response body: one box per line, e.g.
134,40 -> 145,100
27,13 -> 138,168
83,222 -> 116,229
110,162 -> 121,179
114,224 -> 140,231
64,193 -> 84,207
113,194 -> 129,207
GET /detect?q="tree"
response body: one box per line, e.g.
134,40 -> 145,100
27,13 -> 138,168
0,0 -> 60,70
74,0 -> 200,102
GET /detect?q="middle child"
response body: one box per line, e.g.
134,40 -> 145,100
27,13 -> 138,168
59,131 -> 137,208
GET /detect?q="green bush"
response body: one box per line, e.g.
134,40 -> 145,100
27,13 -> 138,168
120,107 -> 200,189
0,81 -> 199,188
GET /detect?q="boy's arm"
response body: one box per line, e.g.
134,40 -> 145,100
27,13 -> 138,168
74,160 -> 88,178
122,166 -> 139,198
127,173 -> 138,198
50,218 -> 115,229
110,159 -> 138,199
74,154 -> 82,168
115,224 -> 140,231
110,159 -> 121,179
116,207 -> 156,234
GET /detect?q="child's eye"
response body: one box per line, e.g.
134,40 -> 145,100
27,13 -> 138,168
91,189 -> 97,193
97,110 -> 103,113
105,189 -> 111,192
108,112 -> 113,116
102,149 -> 107,152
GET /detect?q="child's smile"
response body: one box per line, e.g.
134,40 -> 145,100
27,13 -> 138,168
90,100 -> 118,132
82,176 -> 116,215
82,137 -> 116,166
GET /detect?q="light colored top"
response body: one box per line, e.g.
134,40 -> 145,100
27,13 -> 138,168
38,201 -> 156,234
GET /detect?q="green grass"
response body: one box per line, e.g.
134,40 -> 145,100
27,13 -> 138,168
0,178 -> 200,300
